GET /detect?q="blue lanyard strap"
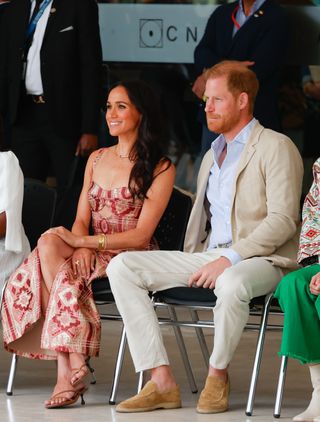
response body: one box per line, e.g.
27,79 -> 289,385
26,0 -> 51,39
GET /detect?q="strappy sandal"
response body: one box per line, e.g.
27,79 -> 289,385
70,363 -> 89,387
45,387 -> 88,409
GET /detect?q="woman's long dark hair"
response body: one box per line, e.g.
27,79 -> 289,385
108,80 -> 171,199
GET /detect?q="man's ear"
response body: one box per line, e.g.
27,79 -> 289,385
238,92 -> 249,110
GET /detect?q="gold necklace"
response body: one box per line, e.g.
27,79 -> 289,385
116,145 -> 136,162
116,145 -> 130,158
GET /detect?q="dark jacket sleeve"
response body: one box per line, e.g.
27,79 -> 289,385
194,7 -> 224,75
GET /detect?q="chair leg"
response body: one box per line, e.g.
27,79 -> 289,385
137,370 -> 144,393
7,354 -> 19,396
167,305 -> 198,393
273,355 -> 288,418
190,309 -> 210,367
108,325 -> 127,405
86,358 -> 97,385
245,293 -> 273,416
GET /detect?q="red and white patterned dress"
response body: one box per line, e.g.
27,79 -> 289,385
1,149 -> 157,360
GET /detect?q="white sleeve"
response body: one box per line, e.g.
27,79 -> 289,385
0,151 -> 25,253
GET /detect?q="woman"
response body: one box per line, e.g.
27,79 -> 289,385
1,80 -> 176,409
274,157 -> 320,422
0,150 -> 30,298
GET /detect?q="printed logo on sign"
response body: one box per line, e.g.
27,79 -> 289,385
139,19 -> 163,48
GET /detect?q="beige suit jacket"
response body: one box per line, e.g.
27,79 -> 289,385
184,121 -> 303,272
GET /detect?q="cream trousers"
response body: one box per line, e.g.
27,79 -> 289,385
107,250 -> 283,372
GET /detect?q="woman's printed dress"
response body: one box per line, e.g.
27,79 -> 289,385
1,150 -> 156,359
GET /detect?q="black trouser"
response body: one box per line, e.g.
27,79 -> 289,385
11,94 -> 79,199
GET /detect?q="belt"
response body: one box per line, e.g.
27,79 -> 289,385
300,255 -> 320,267
29,94 -> 45,104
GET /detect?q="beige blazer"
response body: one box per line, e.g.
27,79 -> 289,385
184,121 -> 303,271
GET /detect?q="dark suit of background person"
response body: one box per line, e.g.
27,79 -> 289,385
0,0 -> 10,149
0,0 -> 102,198
193,0 -> 289,153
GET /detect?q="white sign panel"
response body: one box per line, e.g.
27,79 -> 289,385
99,4 -> 215,63
99,4 -> 320,64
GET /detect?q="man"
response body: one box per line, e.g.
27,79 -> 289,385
0,0 -> 102,196
107,61 -> 303,414
193,0 -> 289,154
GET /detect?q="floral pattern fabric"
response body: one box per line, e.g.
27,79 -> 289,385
297,157 -> 320,263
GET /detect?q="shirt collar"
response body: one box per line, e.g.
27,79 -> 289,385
211,117 -> 256,156
238,0 -> 266,17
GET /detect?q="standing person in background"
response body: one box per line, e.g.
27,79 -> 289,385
274,157 -> 320,422
193,0 -> 289,155
0,0 -> 102,199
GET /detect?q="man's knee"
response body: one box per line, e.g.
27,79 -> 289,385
215,269 -> 251,304
107,252 -> 129,279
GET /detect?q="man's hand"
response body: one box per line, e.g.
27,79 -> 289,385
188,256 -> 232,289
309,271 -> 320,296
192,74 -> 206,99
76,133 -> 98,157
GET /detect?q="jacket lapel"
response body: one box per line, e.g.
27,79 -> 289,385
42,0 -> 59,45
230,1 -> 269,48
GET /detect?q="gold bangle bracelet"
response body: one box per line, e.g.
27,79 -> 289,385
98,234 -> 106,250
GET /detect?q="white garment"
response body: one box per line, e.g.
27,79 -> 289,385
107,250 -> 282,372
25,0 -> 53,95
0,152 -> 30,293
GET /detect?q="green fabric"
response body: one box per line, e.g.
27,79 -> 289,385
274,264 -> 320,364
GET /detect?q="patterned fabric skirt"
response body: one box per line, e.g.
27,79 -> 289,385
1,247 -> 112,360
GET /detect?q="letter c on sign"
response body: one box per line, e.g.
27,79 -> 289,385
167,26 -> 177,42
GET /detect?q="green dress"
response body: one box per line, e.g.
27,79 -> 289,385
274,158 -> 320,365
274,265 -> 320,364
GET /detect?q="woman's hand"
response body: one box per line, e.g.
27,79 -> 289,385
309,271 -> 320,296
72,248 -> 96,279
44,226 -> 82,248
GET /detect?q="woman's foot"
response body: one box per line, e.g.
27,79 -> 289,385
45,378 -> 87,408
70,364 -> 89,387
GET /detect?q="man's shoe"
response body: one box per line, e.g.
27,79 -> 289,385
116,380 -> 181,413
197,375 -> 230,414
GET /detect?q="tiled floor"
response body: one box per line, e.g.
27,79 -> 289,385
0,307 -> 311,422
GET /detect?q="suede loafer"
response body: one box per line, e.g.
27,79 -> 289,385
116,380 -> 182,413
197,375 -> 230,414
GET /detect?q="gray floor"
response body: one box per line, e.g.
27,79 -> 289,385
0,306 -> 311,422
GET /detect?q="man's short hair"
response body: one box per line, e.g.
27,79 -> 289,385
205,61 -> 259,113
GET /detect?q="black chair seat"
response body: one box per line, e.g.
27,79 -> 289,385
154,287 -> 268,308
154,287 -> 217,307
91,277 -> 114,302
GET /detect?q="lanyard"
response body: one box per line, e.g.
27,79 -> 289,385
231,5 -> 240,30
26,0 -> 51,39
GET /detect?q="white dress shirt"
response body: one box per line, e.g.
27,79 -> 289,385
25,0 -> 53,95
206,118 -> 257,265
